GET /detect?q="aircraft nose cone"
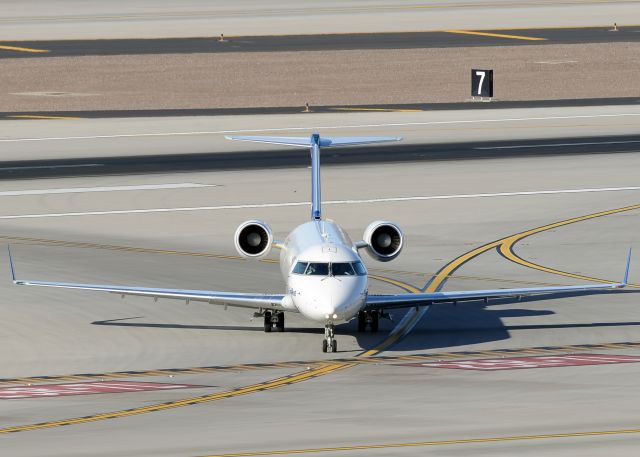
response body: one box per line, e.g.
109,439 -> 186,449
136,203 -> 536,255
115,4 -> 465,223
292,276 -> 365,323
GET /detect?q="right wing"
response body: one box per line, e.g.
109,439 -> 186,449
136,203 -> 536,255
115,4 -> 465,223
366,248 -> 632,310
365,282 -> 625,310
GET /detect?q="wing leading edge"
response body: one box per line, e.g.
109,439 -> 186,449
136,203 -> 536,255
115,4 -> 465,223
366,249 -> 632,310
9,247 -> 286,311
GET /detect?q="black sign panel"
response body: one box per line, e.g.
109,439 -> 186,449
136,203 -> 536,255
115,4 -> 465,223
471,69 -> 493,97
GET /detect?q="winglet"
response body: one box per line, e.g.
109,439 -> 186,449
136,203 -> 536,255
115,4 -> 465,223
622,247 -> 632,287
7,245 -> 16,283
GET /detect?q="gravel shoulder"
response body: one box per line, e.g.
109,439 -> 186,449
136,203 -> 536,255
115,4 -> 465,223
2,43 -> 638,112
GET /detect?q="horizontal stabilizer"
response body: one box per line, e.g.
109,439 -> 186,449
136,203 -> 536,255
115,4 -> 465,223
225,135 -> 401,148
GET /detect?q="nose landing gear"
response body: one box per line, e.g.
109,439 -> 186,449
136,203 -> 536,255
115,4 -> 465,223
322,323 -> 337,353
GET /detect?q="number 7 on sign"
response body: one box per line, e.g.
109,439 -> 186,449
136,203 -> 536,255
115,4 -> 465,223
475,70 -> 485,94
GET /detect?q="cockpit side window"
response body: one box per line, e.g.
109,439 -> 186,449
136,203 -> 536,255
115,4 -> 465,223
292,262 -> 308,274
305,262 -> 329,275
331,262 -> 356,276
352,261 -> 367,276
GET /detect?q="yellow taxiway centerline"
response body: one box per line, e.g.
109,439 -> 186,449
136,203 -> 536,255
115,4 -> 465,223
360,275 -> 421,357
497,204 -> 640,287
0,44 -> 48,53
3,203 -> 639,433
199,428 -> 640,456
0,362 -> 353,434
446,29 -> 547,41
0,274 -> 421,434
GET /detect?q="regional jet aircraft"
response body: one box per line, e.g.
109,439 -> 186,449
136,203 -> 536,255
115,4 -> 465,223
9,134 -> 631,352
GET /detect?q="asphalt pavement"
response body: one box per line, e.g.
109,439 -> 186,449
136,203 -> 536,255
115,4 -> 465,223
2,26 -> 639,58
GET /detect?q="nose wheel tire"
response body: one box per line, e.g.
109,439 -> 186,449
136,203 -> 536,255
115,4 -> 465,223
323,323 -> 337,352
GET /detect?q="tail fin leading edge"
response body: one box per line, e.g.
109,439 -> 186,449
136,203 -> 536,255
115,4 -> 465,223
623,247 -> 632,287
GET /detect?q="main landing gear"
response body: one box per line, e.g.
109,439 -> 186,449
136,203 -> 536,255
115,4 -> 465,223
357,310 -> 379,333
322,323 -> 337,353
263,311 -> 285,332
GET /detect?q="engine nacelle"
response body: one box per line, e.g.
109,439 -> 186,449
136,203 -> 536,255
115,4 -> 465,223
362,221 -> 404,262
234,220 -> 273,259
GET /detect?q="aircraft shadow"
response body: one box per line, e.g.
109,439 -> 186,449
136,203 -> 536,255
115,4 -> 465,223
92,317 -> 325,334
92,290 -> 640,354
376,290 -> 640,352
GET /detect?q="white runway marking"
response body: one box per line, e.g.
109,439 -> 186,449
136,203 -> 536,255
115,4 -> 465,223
476,140 -> 640,150
534,60 -> 578,64
2,113 -> 640,142
0,183 -> 214,197
0,164 -> 102,171
0,186 -> 637,219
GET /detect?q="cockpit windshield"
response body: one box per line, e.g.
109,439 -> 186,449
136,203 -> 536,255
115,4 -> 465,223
331,262 -> 355,276
292,261 -> 367,276
305,263 -> 329,275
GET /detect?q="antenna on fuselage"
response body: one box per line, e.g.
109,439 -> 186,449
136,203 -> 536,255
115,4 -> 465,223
224,134 -> 403,220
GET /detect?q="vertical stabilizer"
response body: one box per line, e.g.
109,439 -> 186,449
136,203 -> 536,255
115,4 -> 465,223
225,134 -> 402,221
310,133 -> 322,221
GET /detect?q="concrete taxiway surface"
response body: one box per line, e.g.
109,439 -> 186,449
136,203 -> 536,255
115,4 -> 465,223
0,134 -> 639,455
2,0 -> 639,40
2,105 -> 640,163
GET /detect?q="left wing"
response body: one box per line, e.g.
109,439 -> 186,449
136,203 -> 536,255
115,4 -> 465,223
9,248 -> 287,311
366,250 -> 631,310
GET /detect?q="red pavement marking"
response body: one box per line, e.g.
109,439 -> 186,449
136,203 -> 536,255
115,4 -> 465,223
400,354 -> 640,371
0,381 -> 205,399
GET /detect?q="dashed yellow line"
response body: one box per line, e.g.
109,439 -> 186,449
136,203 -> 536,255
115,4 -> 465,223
3,203 -> 638,433
5,339 -> 639,387
0,362 -> 352,434
445,29 -> 547,41
0,44 -> 48,53
0,274 -> 420,434
200,428 -> 640,456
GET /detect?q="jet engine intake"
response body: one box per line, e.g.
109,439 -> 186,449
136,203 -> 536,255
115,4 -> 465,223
234,220 -> 273,259
363,221 -> 403,262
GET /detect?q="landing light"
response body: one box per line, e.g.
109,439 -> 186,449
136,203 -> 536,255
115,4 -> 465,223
325,314 -> 330,319
332,313 -> 338,319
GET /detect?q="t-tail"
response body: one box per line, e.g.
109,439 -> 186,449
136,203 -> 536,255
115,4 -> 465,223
225,134 -> 402,220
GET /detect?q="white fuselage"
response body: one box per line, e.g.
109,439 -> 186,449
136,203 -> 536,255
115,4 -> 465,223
279,220 -> 368,324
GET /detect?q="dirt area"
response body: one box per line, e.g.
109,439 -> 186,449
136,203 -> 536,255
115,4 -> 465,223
1,42 -> 638,112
